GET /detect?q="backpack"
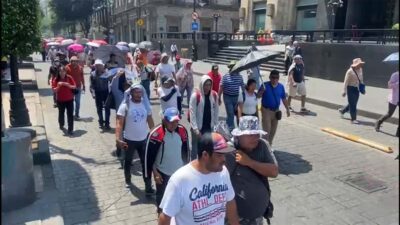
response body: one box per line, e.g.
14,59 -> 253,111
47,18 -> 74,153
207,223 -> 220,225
187,90 -> 218,122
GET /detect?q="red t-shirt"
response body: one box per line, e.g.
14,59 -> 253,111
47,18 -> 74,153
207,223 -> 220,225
207,71 -> 222,92
52,75 -> 76,102
65,64 -> 84,89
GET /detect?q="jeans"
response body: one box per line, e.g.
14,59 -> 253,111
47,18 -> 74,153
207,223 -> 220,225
57,100 -> 74,132
95,91 -> 110,126
341,86 -> 360,121
191,129 -> 199,160
122,139 -> 150,184
141,79 -> 151,99
179,84 -> 193,106
223,94 -> 239,131
377,102 -> 398,125
74,88 -> 82,116
155,169 -> 171,213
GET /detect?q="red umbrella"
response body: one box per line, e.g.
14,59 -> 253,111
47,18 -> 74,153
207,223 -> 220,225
67,43 -> 84,53
92,39 -> 108,45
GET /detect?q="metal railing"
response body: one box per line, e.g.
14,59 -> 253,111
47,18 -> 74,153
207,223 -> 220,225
151,29 -> 399,44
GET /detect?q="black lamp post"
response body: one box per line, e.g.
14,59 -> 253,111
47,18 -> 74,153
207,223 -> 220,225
191,0 -> 207,62
213,13 -> 221,32
327,0 -> 343,42
8,54 -> 31,127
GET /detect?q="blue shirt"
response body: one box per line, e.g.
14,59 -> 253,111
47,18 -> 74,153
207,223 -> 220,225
221,73 -> 244,96
259,82 -> 286,110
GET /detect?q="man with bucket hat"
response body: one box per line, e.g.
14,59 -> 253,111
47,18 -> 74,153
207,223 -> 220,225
225,116 -> 278,225
158,132 -> 240,225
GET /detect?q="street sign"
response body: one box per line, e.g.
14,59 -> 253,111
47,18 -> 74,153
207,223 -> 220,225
192,11 -> 199,20
136,18 -> 144,26
191,22 -> 199,31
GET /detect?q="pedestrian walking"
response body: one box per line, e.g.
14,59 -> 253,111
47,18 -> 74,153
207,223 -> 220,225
293,41 -> 302,58
258,70 -> 290,145
144,107 -> 190,214
106,53 -> 119,70
51,65 -> 77,135
170,43 -> 178,62
284,40 -> 295,75
207,64 -> 222,93
236,79 -> 259,121
286,55 -> 309,113
158,132 -> 240,225
158,40 -> 165,53
339,58 -> 366,124
176,59 -> 194,106
48,46 -> 58,64
90,59 -> 111,130
155,53 -> 176,88
189,75 -> 219,160
174,55 -> 182,72
41,41 -> 47,62
66,56 -> 85,120
246,43 -> 261,89
134,59 -> 152,99
57,51 -> 69,66
157,76 -> 182,114
115,83 -> 155,192
375,70 -> 399,136
218,60 -> 245,131
226,116 -> 278,225
48,57 -> 61,108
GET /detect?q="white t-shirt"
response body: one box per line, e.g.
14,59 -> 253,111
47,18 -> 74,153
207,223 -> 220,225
117,100 -> 150,141
238,89 -> 258,115
156,63 -> 175,80
160,164 -> 235,225
157,85 -> 181,112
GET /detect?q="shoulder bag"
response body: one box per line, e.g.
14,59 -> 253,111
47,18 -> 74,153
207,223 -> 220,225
352,68 -> 366,94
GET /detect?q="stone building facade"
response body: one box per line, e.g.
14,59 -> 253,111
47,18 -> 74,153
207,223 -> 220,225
239,0 -> 399,32
112,0 -> 240,43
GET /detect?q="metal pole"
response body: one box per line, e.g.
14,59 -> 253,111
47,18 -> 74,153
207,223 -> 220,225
192,0 -> 197,61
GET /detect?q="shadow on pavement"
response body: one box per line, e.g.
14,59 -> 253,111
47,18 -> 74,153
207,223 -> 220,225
273,150 -> 313,175
78,117 -> 94,123
357,120 -> 376,127
38,87 -> 54,97
52,159 -> 101,224
292,110 -> 318,117
70,129 -> 87,138
378,130 -> 398,137
129,185 -> 156,207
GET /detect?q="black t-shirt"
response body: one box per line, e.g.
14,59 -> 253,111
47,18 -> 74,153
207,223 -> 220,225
291,64 -> 304,83
201,93 -> 212,134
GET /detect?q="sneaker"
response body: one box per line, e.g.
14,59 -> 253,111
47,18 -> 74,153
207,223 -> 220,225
289,107 -> 294,112
74,115 -> 80,120
125,181 -> 132,188
145,186 -> 155,196
53,103 -> 58,108
351,120 -> 360,124
67,130 -> 74,136
59,125 -> 65,130
104,125 -> 111,130
374,122 -> 381,132
300,108 -> 310,113
338,108 -> 345,118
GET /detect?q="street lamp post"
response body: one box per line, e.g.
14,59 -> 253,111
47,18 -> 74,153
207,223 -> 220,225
192,0 -> 198,62
213,13 -> 221,33
327,0 -> 343,42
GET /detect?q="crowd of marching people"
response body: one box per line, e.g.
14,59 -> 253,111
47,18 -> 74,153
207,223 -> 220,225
43,37 -> 398,225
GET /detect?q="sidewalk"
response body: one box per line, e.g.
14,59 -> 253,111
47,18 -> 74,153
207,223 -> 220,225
190,58 -> 398,123
1,66 -> 64,225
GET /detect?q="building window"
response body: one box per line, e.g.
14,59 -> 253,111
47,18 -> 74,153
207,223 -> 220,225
304,9 -> 316,18
168,26 -> 179,32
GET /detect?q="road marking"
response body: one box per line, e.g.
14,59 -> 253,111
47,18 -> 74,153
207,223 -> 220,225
321,127 -> 393,153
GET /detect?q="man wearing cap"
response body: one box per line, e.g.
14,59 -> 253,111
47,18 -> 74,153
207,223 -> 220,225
158,132 -> 240,225
48,57 -> 61,107
226,116 -> 278,225
66,56 -> 85,119
219,60 -> 245,131
144,107 -> 190,214
155,53 -> 176,88
207,64 -> 222,93
157,76 -> 182,114
116,83 -> 155,191
90,59 -> 111,129
287,55 -> 309,113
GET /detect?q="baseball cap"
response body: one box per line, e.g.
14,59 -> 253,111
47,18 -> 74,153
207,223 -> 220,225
199,132 -> 235,154
212,64 -> 218,70
94,59 -> 104,65
70,56 -> 78,61
293,55 -> 302,59
163,107 -> 180,122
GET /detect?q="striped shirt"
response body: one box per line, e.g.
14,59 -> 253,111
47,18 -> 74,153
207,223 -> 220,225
221,73 -> 244,96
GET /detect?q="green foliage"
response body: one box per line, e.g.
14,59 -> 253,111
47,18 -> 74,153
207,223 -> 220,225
1,0 -> 42,57
392,23 -> 399,30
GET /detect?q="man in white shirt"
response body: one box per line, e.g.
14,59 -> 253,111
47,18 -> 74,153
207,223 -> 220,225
158,132 -> 240,225
157,76 -> 182,114
116,83 -> 155,193
155,53 -> 176,87
170,43 -> 178,62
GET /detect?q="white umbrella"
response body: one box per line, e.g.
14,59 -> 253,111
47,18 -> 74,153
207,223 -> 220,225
116,41 -> 128,46
61,39 -> 74,46
47,42 -> 60,46
87,42 -> 100,48
128,43 -> 138,49
93,45 -> 125,68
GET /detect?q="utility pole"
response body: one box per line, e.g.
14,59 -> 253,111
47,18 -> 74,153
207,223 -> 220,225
192,0 -> 198,61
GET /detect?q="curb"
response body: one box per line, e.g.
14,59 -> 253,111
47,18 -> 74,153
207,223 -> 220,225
193,71 -> 398,125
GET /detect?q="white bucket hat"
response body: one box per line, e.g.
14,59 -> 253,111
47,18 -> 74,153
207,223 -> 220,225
231,116 -> 267,136
94,59 -> 104,66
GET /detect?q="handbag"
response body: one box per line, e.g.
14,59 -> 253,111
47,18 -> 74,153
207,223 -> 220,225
352,68 -> 366,94
145,66 -> 156,81
270,83 -> 282,120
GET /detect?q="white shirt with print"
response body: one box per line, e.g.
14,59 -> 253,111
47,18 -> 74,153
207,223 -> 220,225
160,164 -> 235,225
117,101 -> 150,141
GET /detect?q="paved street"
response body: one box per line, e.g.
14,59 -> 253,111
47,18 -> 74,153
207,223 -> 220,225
31,58 -> 398,225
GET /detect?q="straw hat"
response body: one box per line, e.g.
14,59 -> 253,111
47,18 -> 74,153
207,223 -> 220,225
351,58 -> 365,67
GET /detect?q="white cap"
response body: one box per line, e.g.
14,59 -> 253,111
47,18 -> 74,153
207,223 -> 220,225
293,54 -> 302,59
94,59 -> 104,65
